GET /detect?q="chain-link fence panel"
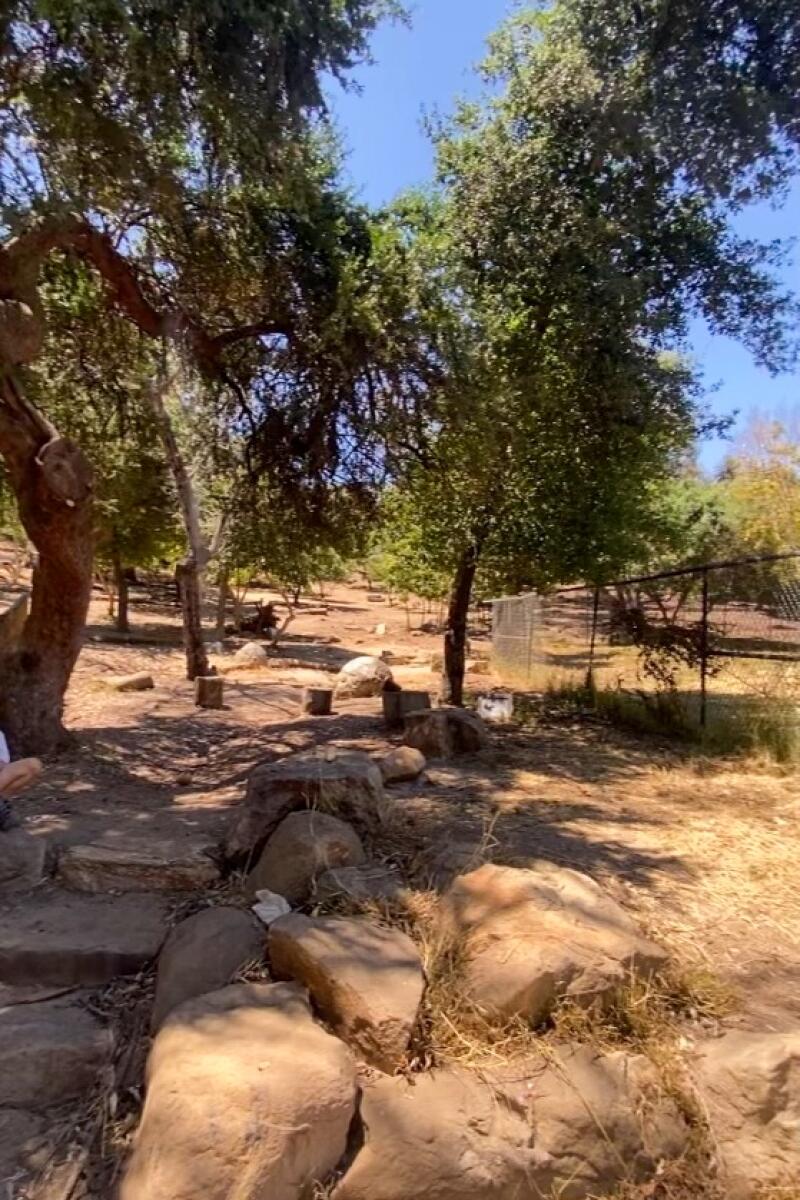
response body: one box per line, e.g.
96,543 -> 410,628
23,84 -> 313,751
491,552 -> 800,750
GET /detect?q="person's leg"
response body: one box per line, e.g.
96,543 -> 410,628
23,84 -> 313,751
0,758 -> 43,797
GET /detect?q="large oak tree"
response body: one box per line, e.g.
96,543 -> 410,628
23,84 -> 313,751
0,0 -> 400,753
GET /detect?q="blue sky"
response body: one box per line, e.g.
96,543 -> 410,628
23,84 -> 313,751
328,0 -> 800,473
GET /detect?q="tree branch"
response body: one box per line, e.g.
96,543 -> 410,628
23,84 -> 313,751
0,215 -> 290,377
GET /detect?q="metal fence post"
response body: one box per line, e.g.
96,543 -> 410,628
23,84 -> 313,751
700,567 -> 710,729
586,586 -> 600,691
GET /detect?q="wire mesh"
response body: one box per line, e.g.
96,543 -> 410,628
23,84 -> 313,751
491,552 -> 800,745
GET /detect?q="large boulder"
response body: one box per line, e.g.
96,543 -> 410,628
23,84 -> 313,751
232,642 -> 270,669
403,707 -> 489,758
270,913 -> 424,1072
378,746 -> 426,783
0,995 -> 114,1109
333,1045 -> 687,1200
442,862 -> 667,1024
692,1031 -> 800,1198
120,982 -> 357,1200
150,906 -> 266,1032
247,810 -> 365,903
0,1109 -> 47,1187
315,862 -> 406,906
226,750 -> 388,861
334,656 -> 393,699
0,828 -> 47,893
57,838 -> 219,893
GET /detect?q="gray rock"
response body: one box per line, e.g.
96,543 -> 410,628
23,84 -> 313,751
0,828 -> 47,893
403,707 -> 489,758
151,906 -> 266,1032
246,810 -> 365,904
0,995 -> 113,1109
232,642 -> 270,669
0,1108 -> 48,1185
378,746 -> 426,783
316,863 -> 406,905
334,655 -> 393,699
57,838 -> 219,893
0,891 -> 170,986
226,749 -> 388,860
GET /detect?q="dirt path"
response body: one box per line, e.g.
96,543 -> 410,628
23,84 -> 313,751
11,578 -> 800,1036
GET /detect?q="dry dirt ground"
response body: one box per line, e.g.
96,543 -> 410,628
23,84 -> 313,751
15,577 -> 800,1037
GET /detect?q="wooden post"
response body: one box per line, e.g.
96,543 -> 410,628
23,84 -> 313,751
383,690 -> 431,729
195,675 -> 224,709
300,687 -> 333,716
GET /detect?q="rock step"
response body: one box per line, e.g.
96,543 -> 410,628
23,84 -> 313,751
0,995 -> 113,1110
0,890 -> 171,986
56,837 -> 220,893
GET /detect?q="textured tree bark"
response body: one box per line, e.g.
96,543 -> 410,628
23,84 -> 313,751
145,375 -> 209,680
215,571 -> 229,638
441,544 -> 479,707
0,376 -> 94,755
112,549 -> 130,634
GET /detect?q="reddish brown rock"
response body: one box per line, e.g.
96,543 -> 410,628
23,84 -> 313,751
270,913 -> 424,1072
443,862 -> 667,1023
121,982 -> 357,1200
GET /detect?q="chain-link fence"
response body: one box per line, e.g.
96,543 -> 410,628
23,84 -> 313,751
492,552 -> 800,749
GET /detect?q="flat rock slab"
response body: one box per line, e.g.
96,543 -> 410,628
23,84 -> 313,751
0,890 -> 171,986
57,839 -> 220,893
443,862 -> 667,1024
333,1045 -> 687,1200
121,982 -> 357,1200
315,863 -> 406,906
692,1031 -> 800,1198
270,913 -> 424,1072
104,672 -> 155,692
0,829 -> 47,893
403,708 -> 489,758
151,906 -> 266,1032
0,995 -> 113,1109
246,810 -> 365,903
226,750 -> 388,860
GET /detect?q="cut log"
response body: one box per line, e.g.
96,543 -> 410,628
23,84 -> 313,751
382,690 -> 431,730
300,688 -> 333,716
194,675 -> 223,709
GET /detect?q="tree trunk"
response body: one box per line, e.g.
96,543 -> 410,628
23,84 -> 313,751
215,571 -> 229,637
0,377 -> 94,755
113,550 -> 130,634
441,544 -> 479,707
145,375 -> 209,680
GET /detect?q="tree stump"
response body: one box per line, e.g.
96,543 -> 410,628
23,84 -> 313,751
300,688 -> 333,716
195,676 -> 224,709
383,690 -> 431,730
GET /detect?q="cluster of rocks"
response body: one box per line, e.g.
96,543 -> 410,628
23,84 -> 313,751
2,689 -> 799,1199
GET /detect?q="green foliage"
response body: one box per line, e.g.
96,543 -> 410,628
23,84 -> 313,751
366,489 -> 452,602
0,0 -> 398,218
24,260 -> 182,573
222,478 -> 368,599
